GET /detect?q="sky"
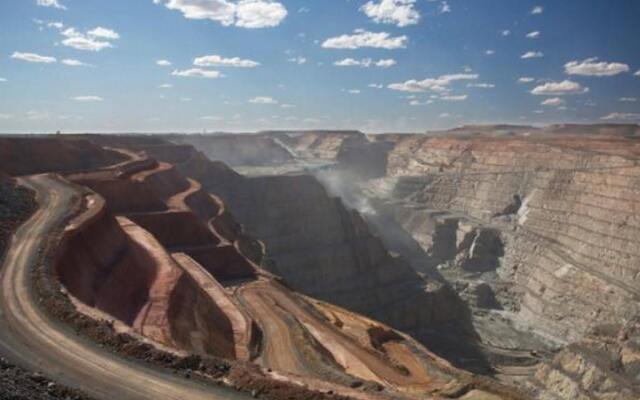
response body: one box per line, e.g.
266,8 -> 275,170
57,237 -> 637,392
0,0 -> 639,133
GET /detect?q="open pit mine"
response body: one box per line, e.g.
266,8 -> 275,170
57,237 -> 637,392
1,125 -> 640,400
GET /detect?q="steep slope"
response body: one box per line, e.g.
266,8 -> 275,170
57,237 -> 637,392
125,141 -> 486,370
358,132 -> 640,398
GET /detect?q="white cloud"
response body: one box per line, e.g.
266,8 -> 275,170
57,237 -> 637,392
518,77 -> 535,83
439,113 -> 451,118
360,0 -> 420,27
485,49 -> 495,55
564,58 -> 630,76
531,80 -> 589,95
521,51 -> 544,59
388,73 -> 478,93
61,58 -> 90,67
635,70 -> 640,76
180,97 -> 191,102
368,83 -> 384,89
348,89 -> 361,95
526,31 -> 540,39
158,83 -> 173,88
172,68 -> 222,78
36,0 -> 66,10
441,94 -> 467,101
334,58 -> 396,68
531,6 -> 543,15
409,99 -> 432,106
249,96 -> 278,104
322,30 -> 407,50
157,59 -> 172,66
10,52 -> 56,63
61,27 -> 118,51
161,0 -> 287,28
0,78 -> 6,82
541,97 -> 566,107
87,27 -> 120,39
467,83 -> 495,88
48,21 -> 64,29
194,54 -> 260,68
501,30 -> 510,36
601,112 -> 640,121
287,56 -> 307,64
236,0 -> 287,28
280,103 -> 295,108
73,96 -> 103,102
439,1 -> 451,14
619,97 -> 637,102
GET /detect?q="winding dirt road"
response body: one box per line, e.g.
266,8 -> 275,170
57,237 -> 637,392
0,174 -> 248,400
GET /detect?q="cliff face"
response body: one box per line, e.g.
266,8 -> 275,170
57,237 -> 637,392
127,142 -> 485,368
385,135 -> 640,343
4,136 -> 524,400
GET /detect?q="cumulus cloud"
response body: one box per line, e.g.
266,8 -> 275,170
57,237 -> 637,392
61,58 -> 90,66
526,31 -> 540,39
531,80 -> 589,95
531,6 -> 543,15
157,59 -> 172,66
601,112 -> 640,121
388,73 -> 478,93
521,51 -> 544,59
541,97 -> 566,107
172,68 -> 222,78
518,77 -> 535,83
368,83 -> 384,89
249,96 -> 278,104
500,29 -> 510,36
61,27 -> 119,51
360,0 -> 420,27
194,54 -> 259,67
10,52 -> 56,63
73,95 -> 103,102
485,49 -> 495,55
334,58 -> 396,68
564,58 -> 630,76
348,89 -> 361,95
87,27 -> 120,39
619,97 -> 637,102
322,29 -> 407,50
161,0 -> 287,28
635,70 -> 640,76
36,0 -> 66,10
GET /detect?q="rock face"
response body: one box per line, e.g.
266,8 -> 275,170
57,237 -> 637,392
384,134 -> 640,342
138,143 -> 473,350
1,136 -> 524,399
355,132 -> 640,398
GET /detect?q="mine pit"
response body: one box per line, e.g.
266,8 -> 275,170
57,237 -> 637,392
2,128 -> 640,400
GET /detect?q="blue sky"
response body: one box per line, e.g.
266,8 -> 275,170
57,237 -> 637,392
1,0 -> 639,133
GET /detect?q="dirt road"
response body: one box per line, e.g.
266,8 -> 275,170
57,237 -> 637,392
0,174 -> 248,400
